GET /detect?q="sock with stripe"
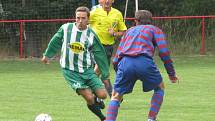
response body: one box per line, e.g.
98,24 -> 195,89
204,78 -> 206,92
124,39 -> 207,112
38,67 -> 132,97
148,87 -> 164,120
105,100 -> 120,121
87,104 -> 106,120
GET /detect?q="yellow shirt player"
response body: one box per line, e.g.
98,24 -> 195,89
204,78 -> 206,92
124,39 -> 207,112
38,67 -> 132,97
89,0 -> 127,98
90,7 -> 127,45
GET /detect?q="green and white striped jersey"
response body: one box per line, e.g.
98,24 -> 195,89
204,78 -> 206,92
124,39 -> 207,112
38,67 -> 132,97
44,23 -> 109,80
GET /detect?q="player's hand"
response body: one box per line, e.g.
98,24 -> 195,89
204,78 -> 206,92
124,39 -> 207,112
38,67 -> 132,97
94,64 -> 101,76
169,76 -> 179,83
41,56 -> 50,64
108,28 -> 115,36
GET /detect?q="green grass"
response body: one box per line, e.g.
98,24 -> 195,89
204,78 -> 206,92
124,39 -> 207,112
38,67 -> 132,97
0,55 -> 215,121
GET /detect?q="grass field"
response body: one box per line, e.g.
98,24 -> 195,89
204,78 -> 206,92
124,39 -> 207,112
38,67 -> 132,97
0,55 -> 215,121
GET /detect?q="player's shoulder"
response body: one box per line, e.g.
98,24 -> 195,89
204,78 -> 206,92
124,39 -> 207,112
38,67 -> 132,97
149,24 -> 160,29
90,8 -> 104,19
87,26 -> 97,34
59,23 -> 75,31
111,7 -> 122,14
91,4 -> 101,11
87,25 -> 93,31
61,22 -> 74,28
90,8 -> 103,14
62,22 -> 73,26
141,25 -> 163,32
149,25 -> 163,32
127,25 -> 159,32
144,25 -> 164,35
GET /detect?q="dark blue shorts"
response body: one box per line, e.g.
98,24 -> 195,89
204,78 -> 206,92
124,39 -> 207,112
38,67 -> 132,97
114,55 -> 162,95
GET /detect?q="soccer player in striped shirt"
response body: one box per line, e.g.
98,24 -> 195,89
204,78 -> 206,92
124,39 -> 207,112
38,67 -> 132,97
105,10 -> 178,121
41,7 -> 109,121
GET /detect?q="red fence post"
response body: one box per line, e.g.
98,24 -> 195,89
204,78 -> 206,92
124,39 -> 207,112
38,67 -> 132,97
19,21 -> 23,58
200,17 -> 205,55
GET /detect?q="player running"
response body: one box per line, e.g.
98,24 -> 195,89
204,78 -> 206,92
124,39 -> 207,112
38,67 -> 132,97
41,7 -> 109,121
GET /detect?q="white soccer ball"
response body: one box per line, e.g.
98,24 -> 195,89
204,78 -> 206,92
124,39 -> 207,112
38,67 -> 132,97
35,113 -> 52,121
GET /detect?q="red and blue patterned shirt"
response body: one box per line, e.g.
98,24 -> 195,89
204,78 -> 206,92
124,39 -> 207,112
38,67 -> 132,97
113,25 -> 175,77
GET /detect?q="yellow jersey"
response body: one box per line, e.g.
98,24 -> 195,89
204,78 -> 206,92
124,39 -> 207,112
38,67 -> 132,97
90,7 -> 127,45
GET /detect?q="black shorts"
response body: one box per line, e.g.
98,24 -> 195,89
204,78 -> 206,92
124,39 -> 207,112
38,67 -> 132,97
102,44 -> 114,66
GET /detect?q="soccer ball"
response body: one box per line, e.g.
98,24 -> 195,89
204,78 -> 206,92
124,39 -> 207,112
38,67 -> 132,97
35,113 -> 52,121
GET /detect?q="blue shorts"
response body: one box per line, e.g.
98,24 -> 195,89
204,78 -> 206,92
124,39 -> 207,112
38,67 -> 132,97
114,55 -> 162,95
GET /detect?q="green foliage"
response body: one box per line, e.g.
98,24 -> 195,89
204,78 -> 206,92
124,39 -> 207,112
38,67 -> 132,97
113,0 -> 214,17
176,0 -> 215,16
1,0 -> 91,19
1,0 -> 214,20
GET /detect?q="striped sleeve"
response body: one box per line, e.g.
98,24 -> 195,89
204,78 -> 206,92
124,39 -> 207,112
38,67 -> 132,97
154,28 -> 176,77
91,29 -> 110,80
43,25 -> 64,58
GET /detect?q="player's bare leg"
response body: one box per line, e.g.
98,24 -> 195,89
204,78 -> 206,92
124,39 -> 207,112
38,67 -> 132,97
94,89 -> 108,109
78,89 -> 106,121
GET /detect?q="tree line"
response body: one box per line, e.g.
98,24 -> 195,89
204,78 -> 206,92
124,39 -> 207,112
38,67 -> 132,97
0,0 -> 214,20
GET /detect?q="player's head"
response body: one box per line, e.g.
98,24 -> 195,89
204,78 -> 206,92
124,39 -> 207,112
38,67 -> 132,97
75,7 -> 90,30
102,0 -> 114,12
135,10 -> 152,25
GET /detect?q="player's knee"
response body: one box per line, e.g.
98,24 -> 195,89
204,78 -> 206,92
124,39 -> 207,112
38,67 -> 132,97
95,89 -> 107,99
98,93 -> 107,100
154,83 -> 165,95
158,82 -> 165,90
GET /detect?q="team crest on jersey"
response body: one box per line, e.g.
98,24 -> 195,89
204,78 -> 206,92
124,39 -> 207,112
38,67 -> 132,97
68,42 -> 85,54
